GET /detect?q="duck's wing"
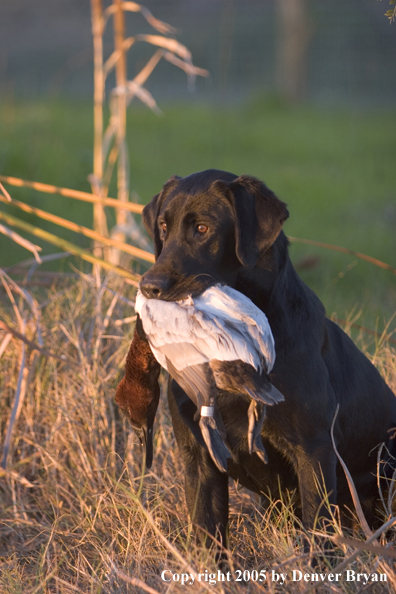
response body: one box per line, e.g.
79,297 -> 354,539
165,359 -> 210,411
194,286 -> 276,372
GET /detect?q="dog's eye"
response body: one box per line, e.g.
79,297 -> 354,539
160,222 -> 167,233
196,224 -> 208,234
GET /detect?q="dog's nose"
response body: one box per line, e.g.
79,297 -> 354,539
140,274 -> 174,299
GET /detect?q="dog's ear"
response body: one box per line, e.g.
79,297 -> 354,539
212,175 -> 289,268
142,175 -> 181,258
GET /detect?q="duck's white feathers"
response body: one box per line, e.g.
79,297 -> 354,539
135,285 -> 275,373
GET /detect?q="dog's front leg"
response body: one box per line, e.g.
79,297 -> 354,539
168,381 -> 229,561
292,440 -> 338,566
295,440 -> 338,532
185,451 -> 229,555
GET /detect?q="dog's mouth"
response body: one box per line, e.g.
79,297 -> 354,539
142,274 -> 217,302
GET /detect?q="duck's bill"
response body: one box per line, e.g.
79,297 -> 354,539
132,424 -> 153,469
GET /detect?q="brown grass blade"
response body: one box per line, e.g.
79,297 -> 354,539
133,49 -> 164,87
0,222 -> 42,263
332,516 -> 396,573
121,81 -> 161,113
52,577 -> 89,594
90,0 -> 108,243
103,2 -> 176,35
0,269 -> 43,345
330,409 -> 396,589
103,44 -> 134,78
5,251 -> 72,272
0,273 -> 24,330
0,195 -> 154,264
1,321 -> 27,468
288,235 -> 396,275
135,34 -> 192,61
0,468 -> 35,488
110,564 -> 162,594
102,143 -> 119,196
101,115 -> 117,163
0,320 -> 77,367
113,0 -> 129,237
0,175 -> 144,214
334,534 -> 396,558
330,404 -> 372,539
163,50 -> 209,78
133,497 -> 218,594
0,210 -> 141,283
0,332 -> 12,360
335,317 -> 396,346
0,182 -> 11,202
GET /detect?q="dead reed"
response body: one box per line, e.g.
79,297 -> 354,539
90,0 -> 208,265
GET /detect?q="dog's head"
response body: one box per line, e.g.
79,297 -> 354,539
140,169 -> 289,301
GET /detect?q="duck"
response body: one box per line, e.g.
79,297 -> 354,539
115,316 -> 161,469
135,284 -> 284,473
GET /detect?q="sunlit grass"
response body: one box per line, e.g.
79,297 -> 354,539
0,272 -> 395,592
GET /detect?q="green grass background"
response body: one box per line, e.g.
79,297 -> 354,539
0,98 -> 395,329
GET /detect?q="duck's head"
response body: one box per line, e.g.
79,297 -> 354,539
116,373 -> 160,468
115,319 -> 161,468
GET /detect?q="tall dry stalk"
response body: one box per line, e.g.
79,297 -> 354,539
109,0 -> 130,265
113,0 -> 128,225
89,0 -> 208,265
91,0 -> 109,255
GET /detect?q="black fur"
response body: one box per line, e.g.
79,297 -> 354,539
140,169 -> 396,549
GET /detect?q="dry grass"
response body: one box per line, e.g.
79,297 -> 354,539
0,270 -> 395,593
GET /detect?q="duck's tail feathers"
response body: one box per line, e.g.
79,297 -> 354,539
244,381 -> 284,406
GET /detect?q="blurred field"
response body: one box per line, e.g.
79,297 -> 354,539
1,93 -> 396,590
1,99 -> 395,331
0,274 -> 395,593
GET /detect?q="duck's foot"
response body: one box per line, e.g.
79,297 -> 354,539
247,401 -> 268,464
199,409 -> 231,473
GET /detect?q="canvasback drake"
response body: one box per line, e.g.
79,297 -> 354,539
135,284 -> 284,472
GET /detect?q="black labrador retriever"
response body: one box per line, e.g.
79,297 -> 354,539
125,169 -> 396,549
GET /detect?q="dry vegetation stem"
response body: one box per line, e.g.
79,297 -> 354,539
0,174 -> 144,214
0,210 -> 140,283
0,194 -> 154,264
